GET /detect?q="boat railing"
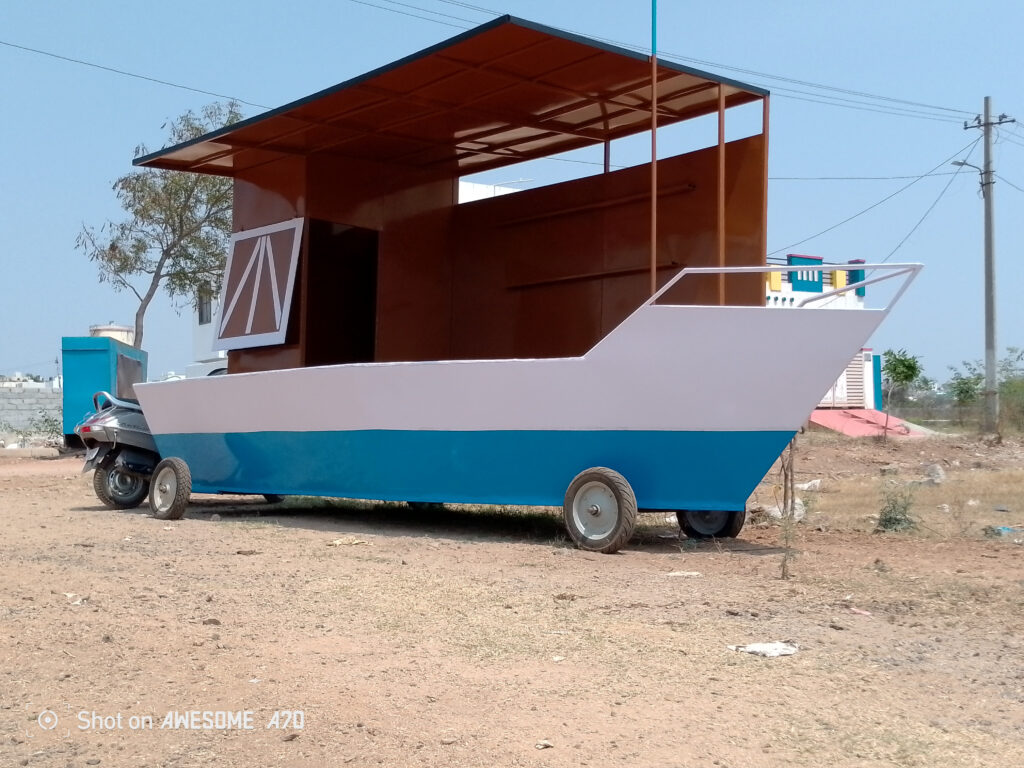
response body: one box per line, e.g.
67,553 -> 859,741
648,263 -> 922,312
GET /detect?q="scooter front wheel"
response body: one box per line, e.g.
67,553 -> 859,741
149,457 -> 191,520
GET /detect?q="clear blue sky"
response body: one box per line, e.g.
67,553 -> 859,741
2,0 -> 1022,381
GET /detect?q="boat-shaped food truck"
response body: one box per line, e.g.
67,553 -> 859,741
123,17 -> 918,552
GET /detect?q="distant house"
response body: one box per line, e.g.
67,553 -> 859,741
765,254 -> 881,411
187,286 -> 228,378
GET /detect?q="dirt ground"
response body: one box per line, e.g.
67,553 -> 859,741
1,433 -> 1022,768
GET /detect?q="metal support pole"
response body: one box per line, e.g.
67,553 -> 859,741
982,96 -> 998,433
963,99 -> 1014,431
717,85 -> 726,305
761,97 -> 770,266
649,0 -> 658,296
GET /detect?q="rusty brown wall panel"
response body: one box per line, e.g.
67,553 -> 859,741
656,134 -> 765,307
227,344 -> 303,373
515,280 -> 604,358
232,150 -> 458,370
724,133 -> 767,306
304,154 -> 457,363
233,156 -> 307,230
451,134 -> 765,360
374,208 -> 454,361
228,134 -> 764,371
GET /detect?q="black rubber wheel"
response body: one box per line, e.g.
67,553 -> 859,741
93,465 -> 149,509
262,494 -> 285,504
563,467 -> 638,554
149,457 -> 192,520
677,509 -> 746,539
408,501 -> 445,512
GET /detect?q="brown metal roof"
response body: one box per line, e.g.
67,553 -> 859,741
135,16 -> 768,177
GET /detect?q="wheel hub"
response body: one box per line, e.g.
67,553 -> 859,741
152,468 -> 177,513
572,481 -> 618,540
108,469 -> 141,500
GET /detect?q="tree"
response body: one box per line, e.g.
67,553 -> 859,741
947,348 -> 1024,430
77,101 -> 242,349
881,348 -> 922,441
946,369 -> 983,425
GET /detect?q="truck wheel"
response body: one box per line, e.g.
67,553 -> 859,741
563,467 -> 637,554
262,494 -> 285,504
93,465 -> 149,509
677,509 -> 746,539
149,457 -> 191,520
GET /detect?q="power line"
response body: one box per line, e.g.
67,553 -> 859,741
657,48 -> 973,117
997,132 -> 1024,150
878,142 -> 978,264
429,0 -> 496,13
771,172 -> 960,181
570,33 -> 966,122
996,173 -> 1024,194
354,0 -> 974,122
763,91 -> 962,123
2,5 -> 972,129
378,0 -> 479,23
764,86 -> 962,121
1006,122 -> 1024,139
348,0 -> 473,27
0,39 -> 270,109
767,138 -> 981,257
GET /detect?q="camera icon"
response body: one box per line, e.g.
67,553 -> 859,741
37,710 -> 59,730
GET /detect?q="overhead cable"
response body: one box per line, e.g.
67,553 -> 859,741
0,39 -> 270,109
425,0 -> 974,117
877,141 -> 979,264
996,174 -> 1024,194
349,0 -> 472,27
767,137 -> 981,257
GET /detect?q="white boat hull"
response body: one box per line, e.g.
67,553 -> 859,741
136,297 -> 888,510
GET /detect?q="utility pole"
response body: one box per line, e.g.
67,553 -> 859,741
964,98 -> 1014,434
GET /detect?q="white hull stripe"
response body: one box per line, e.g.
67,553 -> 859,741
137,305 -> 884,436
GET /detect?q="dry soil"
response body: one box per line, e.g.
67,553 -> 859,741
1,434 -> 1022,768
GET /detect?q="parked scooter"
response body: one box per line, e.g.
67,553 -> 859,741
75,391 -> 160,509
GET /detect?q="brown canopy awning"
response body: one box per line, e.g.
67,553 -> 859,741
135,16 -> 767,177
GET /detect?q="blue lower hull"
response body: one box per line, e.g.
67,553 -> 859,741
153,429 -> 794,510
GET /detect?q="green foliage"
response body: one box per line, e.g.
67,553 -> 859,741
76,101 -> 243,348
1000,377 -> 1024,431
876,483 -> 917,533
0,412 -> 62,447
947,369 -> 983,406
882,348 -> 923,408
946,369 -> 984,425
946,348 -> 1024,430
879,349 -> 923,441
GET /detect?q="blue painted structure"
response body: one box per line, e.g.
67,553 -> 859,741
848,259 -> 867,298
155,428 -> 796,510
61,336 -> 148,436
873,353 -> 884,410
787,254 -> 824,292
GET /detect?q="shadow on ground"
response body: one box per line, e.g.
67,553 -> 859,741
71,494 -> 789,556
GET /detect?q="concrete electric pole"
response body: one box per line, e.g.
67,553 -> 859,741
962,98 -> 1014,434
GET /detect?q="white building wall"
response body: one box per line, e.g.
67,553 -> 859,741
764,261 -> 879,410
